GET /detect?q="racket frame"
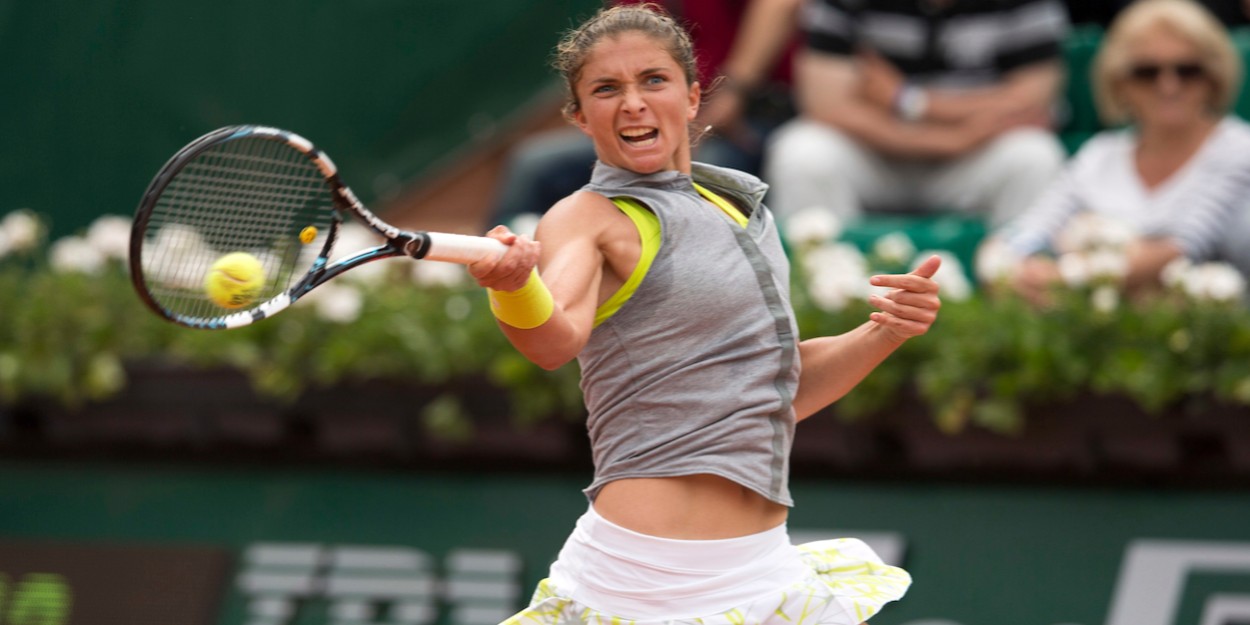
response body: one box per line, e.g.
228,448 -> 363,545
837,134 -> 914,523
130,125 -> 498,330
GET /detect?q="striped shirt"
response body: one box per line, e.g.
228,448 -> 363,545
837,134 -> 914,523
801,0 -> 1069,88
1001,116 -> 1250,259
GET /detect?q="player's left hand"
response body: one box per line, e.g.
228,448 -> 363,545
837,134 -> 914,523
867,254 -> 942,342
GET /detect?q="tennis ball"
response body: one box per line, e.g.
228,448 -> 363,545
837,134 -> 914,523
204,252 -> 265,309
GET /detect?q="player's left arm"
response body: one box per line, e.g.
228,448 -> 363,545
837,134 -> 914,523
792,255 -> 942,422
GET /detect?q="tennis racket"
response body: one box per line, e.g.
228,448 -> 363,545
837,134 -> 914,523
129,125 -> 506,330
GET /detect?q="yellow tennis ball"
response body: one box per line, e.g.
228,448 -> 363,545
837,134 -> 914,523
299,226 -> 318,244
204,252 -> 265,309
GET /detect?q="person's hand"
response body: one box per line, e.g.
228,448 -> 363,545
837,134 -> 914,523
855,49 -> 905,111
468,225 -> 541,292
698,83 -> 759,152
1011,255 -> 1061,307
868,254 -> 942,342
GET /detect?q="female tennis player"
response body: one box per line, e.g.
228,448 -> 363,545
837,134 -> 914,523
471,5 -> 940,624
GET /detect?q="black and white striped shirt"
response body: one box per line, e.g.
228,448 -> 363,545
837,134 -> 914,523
802,0 -> 1069,88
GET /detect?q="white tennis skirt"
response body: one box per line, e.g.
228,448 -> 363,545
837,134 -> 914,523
502,505 -> 911,625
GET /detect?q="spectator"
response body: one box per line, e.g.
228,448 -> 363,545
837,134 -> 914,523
1065,0 -> 1250,28
490,0 -> 802,226
764,0 -> 1069,228
984,0 -> 1250,303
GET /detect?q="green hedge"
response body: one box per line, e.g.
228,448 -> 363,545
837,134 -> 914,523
3,211 -> 1249,439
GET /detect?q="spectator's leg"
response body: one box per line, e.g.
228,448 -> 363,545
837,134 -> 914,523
490,128 -> 597,226
923,128 -> 1066,227
763,118 -> 904,222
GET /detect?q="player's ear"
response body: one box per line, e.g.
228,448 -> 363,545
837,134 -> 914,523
687,81 -> 701,121
572,106 -> 592,135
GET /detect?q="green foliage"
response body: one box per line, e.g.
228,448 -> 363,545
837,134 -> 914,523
3,217 -> 1250,438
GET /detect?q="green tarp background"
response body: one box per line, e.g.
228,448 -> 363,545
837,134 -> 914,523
2,460 -> 1249,625
0,1 -> 598,239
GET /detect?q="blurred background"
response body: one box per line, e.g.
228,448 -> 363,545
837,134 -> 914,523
2,1 -> 1250,625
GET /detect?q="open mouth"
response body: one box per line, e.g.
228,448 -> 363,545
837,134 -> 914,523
620,127 -> 659,147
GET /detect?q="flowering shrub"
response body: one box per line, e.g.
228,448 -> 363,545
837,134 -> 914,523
2,208 -> 1249,436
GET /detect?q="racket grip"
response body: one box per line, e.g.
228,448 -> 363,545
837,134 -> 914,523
420,232 -> 508,265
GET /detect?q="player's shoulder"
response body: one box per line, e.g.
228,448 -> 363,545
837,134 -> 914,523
537,190 -> 629,240
543,190 -> 623,225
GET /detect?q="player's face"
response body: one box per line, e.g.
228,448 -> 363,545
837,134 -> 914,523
572,32 -> 701,175
1121,27 -> 1214,131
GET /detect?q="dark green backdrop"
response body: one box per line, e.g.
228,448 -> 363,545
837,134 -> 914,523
0,1 -> 597,238
2,460 -> 1249,625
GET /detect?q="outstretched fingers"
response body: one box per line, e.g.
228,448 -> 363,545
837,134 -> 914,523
867,254 -> 942,339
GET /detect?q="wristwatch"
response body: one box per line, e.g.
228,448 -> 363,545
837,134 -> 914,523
893,84 -> 929,122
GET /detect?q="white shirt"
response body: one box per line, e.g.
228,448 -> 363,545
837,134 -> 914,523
1003,116 -> 1250,259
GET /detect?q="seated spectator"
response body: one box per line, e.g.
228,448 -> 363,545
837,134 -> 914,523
1065,0 -> 1249,28
490,0 -> 802,226
764,0 -> 1069,228
984,0 -> 1250,303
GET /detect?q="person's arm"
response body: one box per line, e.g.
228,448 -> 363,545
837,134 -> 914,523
699,0 -> 803,145
793,255 -> 942,421
1123,239 -> 1184,293
469,191 -> 618,370
793,50 -> 1007,160
923,61 -> 1063,125
718,0 -> 802,92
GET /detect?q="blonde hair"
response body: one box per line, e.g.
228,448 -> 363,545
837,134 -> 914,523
552,3 -> 699,120
1093,0 -> 1242,125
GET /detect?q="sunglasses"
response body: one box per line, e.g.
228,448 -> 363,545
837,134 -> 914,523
1127,62 -> 1206,83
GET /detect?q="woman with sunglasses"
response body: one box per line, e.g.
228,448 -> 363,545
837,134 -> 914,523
983,0 -> 1250,303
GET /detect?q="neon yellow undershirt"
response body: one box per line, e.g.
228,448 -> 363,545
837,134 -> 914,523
593,185 -> 747,327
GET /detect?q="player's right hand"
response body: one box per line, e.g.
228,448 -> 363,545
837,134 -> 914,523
469,225 -> 541,292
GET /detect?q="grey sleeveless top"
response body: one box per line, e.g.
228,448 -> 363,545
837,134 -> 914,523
578,161 -> 800,506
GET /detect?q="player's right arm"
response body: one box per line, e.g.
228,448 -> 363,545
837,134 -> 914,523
470,191 -> 620,370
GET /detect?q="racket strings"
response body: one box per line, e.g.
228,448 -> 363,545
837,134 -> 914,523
142,136 -> 338,320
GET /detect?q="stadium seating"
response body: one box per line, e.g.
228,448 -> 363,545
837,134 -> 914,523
836,25 -> 1250,280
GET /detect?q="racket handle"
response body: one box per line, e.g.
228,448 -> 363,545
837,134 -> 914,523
420,232 -> 508,265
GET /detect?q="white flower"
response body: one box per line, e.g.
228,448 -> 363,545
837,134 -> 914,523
302,281 -> 364,324
1084,248 -> 1129,282
86,215 -> 132,261
974,237 -> 1022,284
801,241 -> 867,277
412,260 -> 467,287
508,213 -> 542,238
806,272 -> 860,311
1183,262 -> 1247,303
1055,213 -> 1136,254
784,207 -> 842,248
913,250 -> 971,302
1161,256 -> 1192,290
802,242 -> 870,311
49,236 -> 106,274
1057,253 -> 1090,288
1,210 -> 42,253
873,232 -> 916,266
1091,285 -> 1119,313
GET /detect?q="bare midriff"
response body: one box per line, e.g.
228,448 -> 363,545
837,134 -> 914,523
592,474 -> 789,540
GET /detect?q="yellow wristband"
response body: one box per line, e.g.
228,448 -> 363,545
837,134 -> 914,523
487,268 -> 554,329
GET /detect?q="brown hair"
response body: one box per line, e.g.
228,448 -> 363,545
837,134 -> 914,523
552,3 -> 699,120
1093,0 -> 1242,124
